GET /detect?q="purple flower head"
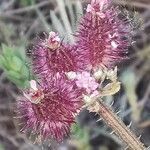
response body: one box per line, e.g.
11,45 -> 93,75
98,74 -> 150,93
32,32 -> 88,78
17,74 -> 83,142
75,0 -> 132,69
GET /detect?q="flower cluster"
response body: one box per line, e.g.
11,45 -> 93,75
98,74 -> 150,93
17,0 -> 132,143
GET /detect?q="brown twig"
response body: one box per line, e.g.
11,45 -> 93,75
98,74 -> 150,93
96,100 -> 145,150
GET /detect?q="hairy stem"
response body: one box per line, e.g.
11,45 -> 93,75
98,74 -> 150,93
96,100 -> 145,150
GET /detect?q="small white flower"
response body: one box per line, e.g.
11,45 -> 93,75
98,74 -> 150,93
44,31 -> 61,50
111,41 -> 118,49
75,72 -> 99,94
66,71 -> 77,80
49,31 -> 60,42
93,69 -> 103,80
30,80 -> 38,91
87,0 -> 108,13
24,80 -> 44,104
86,4 -> 94,13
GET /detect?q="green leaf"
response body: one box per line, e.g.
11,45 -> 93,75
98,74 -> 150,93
0,55 -> 6,68
20,64 -> 30,79
0,144 -> 4,150
7,70 -> 21,79
10,56 -> 23,71
0,44 -> 32,87
2,44 -> 13,58
7,75 -> 26,87
13,46 -> 26,60
20,0 -> 33,6
71,123 -> 88,139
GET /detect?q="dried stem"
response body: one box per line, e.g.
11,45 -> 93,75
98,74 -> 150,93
96,100 -> 145,150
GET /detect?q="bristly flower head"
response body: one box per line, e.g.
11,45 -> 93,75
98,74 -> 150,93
17,74 -> 83,142
76,0 -> 132,69
32,32 -> 88,78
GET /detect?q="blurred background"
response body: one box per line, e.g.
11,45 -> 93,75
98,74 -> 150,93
0,0 -> 150,149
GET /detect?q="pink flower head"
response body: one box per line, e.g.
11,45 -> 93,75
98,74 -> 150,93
76,0 -> 132,69
32,32 -> 88,78
17,74 -> 83,142
75,71 -> 99,94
